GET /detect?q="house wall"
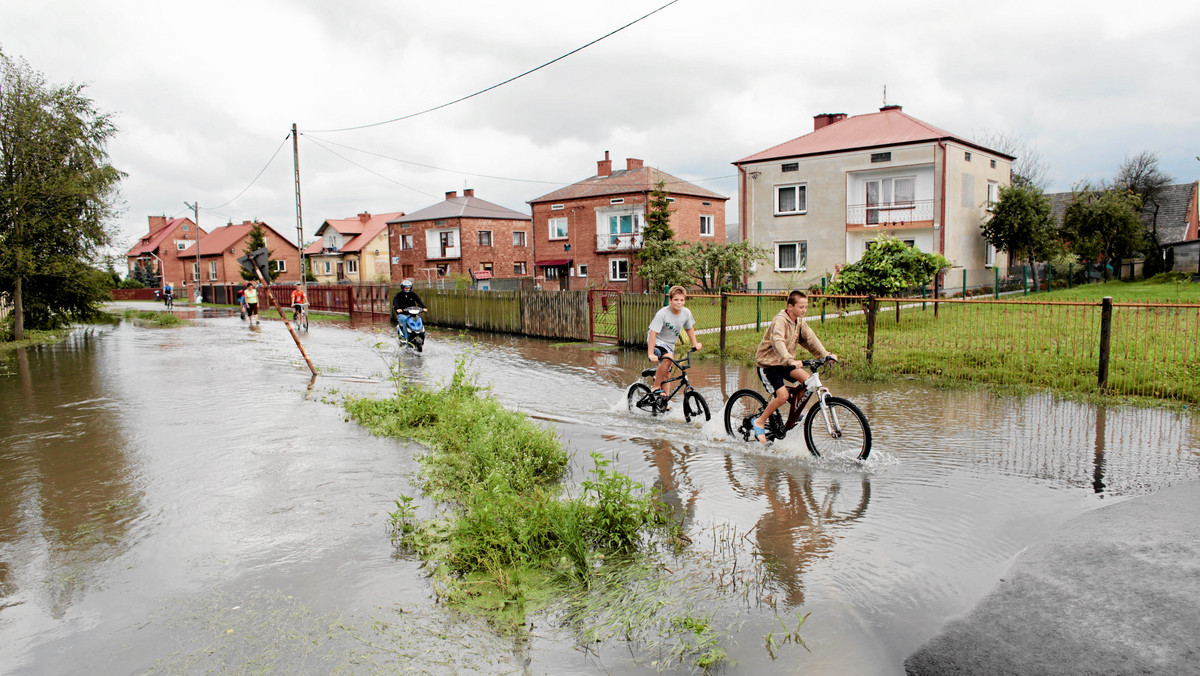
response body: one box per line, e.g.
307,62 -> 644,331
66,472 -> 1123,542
388,217 -> 533,283
127,218 -> 204,288
198,229 -> 301,285
530,192 -> 726,291
357,230 -> 392,283
941,141 -> 1013,270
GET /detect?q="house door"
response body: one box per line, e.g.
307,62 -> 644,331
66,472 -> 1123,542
336,262 -> 344,281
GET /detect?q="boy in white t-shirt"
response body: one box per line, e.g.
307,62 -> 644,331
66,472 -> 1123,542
646,286 -> 703,404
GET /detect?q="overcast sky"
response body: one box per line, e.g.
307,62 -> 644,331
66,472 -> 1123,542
4,0 -> 1199,257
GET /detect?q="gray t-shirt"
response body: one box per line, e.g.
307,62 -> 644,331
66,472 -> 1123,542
647,306 -> 695,352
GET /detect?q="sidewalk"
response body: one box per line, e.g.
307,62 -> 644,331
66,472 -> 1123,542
905,480 -> 1200,675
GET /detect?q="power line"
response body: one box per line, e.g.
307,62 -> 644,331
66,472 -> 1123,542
301,0 -> 680,133
207,134 -> 292,210
303,136 -> 441,200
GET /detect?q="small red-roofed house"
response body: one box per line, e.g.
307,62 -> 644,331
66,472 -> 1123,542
305,211 -> 404,284
387,190 -> 532,285
734,105 -> 1015,289
527,154 -> 728,291
179,220 -> 301,286
126,216 -> 207,291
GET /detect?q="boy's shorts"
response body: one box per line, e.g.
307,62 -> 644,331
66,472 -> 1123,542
758,365 -> 797,393
652,346 -> 670,359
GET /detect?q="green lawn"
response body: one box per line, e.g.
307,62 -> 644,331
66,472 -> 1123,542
1029,277 -> 1200,304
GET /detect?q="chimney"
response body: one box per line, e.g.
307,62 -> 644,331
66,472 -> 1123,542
463,188 -> 474,198
597,150 -> 612,177
880,104 -> 902,112
148,215 -> 167,233
445,191 -> 458,200
358,212 -> 371,221
813,113 -> 847,131
626,158 -> 644,171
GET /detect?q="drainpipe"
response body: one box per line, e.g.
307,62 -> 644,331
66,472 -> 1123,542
937,140 -> 948,257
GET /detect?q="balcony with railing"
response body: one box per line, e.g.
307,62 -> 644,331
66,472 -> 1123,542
846,199 -> 935,229
595,232 -> 644,253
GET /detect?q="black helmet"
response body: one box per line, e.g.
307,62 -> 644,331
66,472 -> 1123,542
401,279 -> 413,289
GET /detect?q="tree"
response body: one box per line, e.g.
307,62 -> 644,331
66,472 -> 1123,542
682,241 -> 769,293
980,183 -> 1060,291
239,223 -> 278,281
973,130 -> 1051,190
635,181 -> 690,289
1061,184 -> 1144,272
1114,150 -> 1174,271
0,51 -> 124,339
826,235 -> 949,296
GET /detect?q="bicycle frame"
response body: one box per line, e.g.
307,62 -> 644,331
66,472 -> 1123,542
769,370 -> 841,440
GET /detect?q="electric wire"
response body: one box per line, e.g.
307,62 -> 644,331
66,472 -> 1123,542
206,134 -> 292,210
301,0 -> 680,133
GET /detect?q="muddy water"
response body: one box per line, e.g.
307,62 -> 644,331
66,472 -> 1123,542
1,308 -> 1198,674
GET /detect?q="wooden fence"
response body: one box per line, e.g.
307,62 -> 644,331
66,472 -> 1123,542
424,288 -> 590,341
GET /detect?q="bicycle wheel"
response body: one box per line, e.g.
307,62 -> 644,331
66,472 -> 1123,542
724,389 -> 770,441
626,383 -> 656,417
301,312 -> 309,332
803,396 -> 871,460
683,390 -> 710,423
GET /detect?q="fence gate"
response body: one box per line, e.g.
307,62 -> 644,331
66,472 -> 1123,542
588,289 -> 621,343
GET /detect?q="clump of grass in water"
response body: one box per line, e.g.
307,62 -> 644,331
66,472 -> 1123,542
121,308 -> 184,327
346,355 -> 669,629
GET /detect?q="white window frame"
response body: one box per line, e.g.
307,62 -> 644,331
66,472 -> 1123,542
400,234 -> 414,250
609,258 -> 629,282
271,260 -> 286,273
551,204 -> 565,211
479,230 -> 492,247
774,241 -> 807,272
986,181 -> 1000,210
322,261 -> 332,275
700,214 -> 714,237
208,261 -> 217,280
985,243 -> 997,268
578,264 -> 588,277
192,262 -> 199,281
548,217 -> 568,240
514,261 -> 526,275
512,231 -> 526,247
176,241 -> 188,251
775,184 -> 807,215
610,198 -> 624,205
346,259 -> 358,274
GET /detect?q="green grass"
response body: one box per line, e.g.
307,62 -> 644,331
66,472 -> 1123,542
0,328 -> 73,352
343,356 -> 670,629
1032,275 -> 1200,304
120,309 -> 186,328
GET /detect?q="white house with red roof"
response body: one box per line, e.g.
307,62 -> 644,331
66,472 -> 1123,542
734,105 -> 1014,289
304,211 -> 404,284
126,216 -> 206,292
179,220 -> 300,286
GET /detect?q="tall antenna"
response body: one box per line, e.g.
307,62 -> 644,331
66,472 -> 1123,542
883,84 -> 887,106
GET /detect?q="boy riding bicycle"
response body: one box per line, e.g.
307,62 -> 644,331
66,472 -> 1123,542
290,283 -> 306,322
751,290 -> 837,444
646,286 -> 703,407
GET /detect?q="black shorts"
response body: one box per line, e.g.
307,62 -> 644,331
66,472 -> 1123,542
247,302 -> 258,313
652,346 -> 669,359
758,365 -> 798,393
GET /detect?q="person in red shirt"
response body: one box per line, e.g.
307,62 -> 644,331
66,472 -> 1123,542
290,283 -> 307,323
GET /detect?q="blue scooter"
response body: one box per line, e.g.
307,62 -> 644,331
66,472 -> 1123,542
397,307 -> 426,352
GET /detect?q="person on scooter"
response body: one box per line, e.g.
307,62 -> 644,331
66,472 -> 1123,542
391,279 -> 426,343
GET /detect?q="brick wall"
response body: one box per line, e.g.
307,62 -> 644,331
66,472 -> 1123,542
389,217 -> 533,282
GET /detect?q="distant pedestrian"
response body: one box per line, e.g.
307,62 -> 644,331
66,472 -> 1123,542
244,282 -> 259,325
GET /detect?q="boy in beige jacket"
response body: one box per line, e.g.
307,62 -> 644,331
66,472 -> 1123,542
751,290 -> 837,443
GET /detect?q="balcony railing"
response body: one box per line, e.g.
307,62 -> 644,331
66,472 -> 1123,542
596,233 -> 644,252
846,199 -> 935,227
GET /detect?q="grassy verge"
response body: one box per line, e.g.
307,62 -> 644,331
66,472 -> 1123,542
0,328 -> 74,353
120,309 -> 186,328
344,357 -> 674,629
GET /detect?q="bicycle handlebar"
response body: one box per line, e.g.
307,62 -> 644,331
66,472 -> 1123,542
801,354 -> 839,371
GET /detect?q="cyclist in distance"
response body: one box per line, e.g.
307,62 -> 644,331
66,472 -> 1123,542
291,282 -> 306,322
751,290 -> 837,444
646,286 -> 702,406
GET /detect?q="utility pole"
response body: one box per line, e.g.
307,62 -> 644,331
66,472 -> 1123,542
183,201 -> 201,303
292,124 -> 306,297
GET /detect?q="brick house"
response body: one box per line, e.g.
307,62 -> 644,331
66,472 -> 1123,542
386,190 -> 532,284
126,216 -> 206,291
528,153 -> 728,291
303,211 -> 404,284
734,105 -> 1014,289
180,220 -> 301,286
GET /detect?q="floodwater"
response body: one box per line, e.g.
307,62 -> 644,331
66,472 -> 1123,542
1,304 -> 1198,674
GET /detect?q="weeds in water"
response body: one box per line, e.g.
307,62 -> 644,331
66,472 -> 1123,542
387,496 -> 417,547
664,613 -> 727,672
764,611 -> 811,660
120,309 -> 184,327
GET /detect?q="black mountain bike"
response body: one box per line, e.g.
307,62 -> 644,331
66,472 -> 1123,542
626,348 -> 710,423
723,355 -> 871,460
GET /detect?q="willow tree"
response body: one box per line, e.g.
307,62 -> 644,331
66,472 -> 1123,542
0,51 -> 123,339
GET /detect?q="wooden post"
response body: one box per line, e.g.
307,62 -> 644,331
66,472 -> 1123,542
755,281 -> 762,331
933,274 -> 940,318
866,294 -> 877,363
253,268 -> 316,376
994,266 -> 999,299
1098,296 -> 1113,392
719,291 -> 728,354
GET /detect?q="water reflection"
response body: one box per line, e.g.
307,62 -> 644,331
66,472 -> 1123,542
0,331 -> 140,619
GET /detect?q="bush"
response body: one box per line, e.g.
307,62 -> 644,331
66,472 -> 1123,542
118,277 -> 145,289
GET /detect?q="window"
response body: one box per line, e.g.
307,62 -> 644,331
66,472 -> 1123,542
775,242 -> 808,272
514,261 -> 527,275
192,262 -> 199,281
346,259 -> 358,274
964,151 -> 972,162
775,184 -> 807,215
865,176 -> 915,224
208,261 -> 217,280
610,198 -> 624,205
609,258 -> 629,282
512,231 -> 526,247
478,231 -> 492,247
986,180 -> 1000,208
700,214 -> 714,236
545,266 -> 559,280
481,262 -> 493,273
401,264 -> 414,278
322,261 -> 332,275
902,240 -> 916,247
549,217 -> 568,240
271,260 -> 286,273
702,201 -> 712,206
400,234 -> 414,250
176,241 -> 188,251
781,162 -> 798,172
578,264 -> 588,277
551,204 -> 565,210
438,231 -> 455,258
990,159 -> 997,169
985,243 -> 997,268
182,224 -> 190,231
436,264 -> 448,277
871,152 -> 892,163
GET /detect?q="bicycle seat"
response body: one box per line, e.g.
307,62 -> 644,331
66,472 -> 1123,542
641,367 -> 656,378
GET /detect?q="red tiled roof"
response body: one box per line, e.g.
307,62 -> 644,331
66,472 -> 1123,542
735,107 -> 1017,164
389,196 -> 529,224
179,221 -> 299,257
320,212 -> 404,253
529,166 -> 726,204
127,218 -> 193,256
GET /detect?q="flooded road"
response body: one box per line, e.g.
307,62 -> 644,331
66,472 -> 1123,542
2,306 -> 1198,674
